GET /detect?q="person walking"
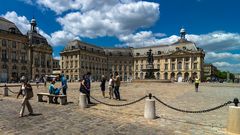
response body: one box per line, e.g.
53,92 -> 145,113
80,72 -> 93,104
60,74 -> 68,95
36,77 -> 40,89
43,76 -> 47,87
113,71 -> 121,100
108,74 -> 114,99
195,76 -> 200,92
100,75 -> 106,98
17,76 -> 34,117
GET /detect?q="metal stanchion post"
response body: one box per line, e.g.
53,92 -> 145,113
144,93 -> 156,119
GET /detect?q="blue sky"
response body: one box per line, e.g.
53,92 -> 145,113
1,0 -> 240,73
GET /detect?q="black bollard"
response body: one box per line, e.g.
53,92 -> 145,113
233,98 -> 239,107
148,93 -> 152,99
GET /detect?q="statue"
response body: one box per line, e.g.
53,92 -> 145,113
147,49 -> 154,64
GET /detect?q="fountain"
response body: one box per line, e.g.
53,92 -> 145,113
133,49 -> 171,83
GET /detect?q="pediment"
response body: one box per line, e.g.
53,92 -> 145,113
169,50 -> 191,56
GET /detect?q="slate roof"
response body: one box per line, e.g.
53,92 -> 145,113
0,17 -> 22,34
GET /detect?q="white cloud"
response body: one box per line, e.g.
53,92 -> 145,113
53,56 -> 60,60
186,31 -> 240,51
205,52 -> 240,72
206,52 -> 240,60
117,30 -> 240,52
213,62 -> 240,73
116,31 -> 169,47
19,0 -> 160,43
56,1 -> 159,38
1,11 -> 30,34
50,30 -> 80,46
35,0 -> 149,15
1,11 -> 79,46
19,0 -> 33,5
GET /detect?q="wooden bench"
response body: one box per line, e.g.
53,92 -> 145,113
37,93 -> 67,105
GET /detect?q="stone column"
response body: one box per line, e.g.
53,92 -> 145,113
144,98 -> 156,119
79,93 -> 87,109
3,84 -> 8,96
227,106 -> 240,134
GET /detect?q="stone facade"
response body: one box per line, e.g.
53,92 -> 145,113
53,59 -> 60,70
60,40 -> 107,81
60,28 -> 205,82
203,63 -> 217,81
27,18 -> 53,80
0,17 -> 53,82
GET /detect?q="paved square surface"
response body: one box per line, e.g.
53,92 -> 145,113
0,82 -> 240,135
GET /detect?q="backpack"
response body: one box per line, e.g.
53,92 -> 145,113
25,83 -> 34,99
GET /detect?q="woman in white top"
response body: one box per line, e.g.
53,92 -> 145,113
108,74 -> 114,99
17,76 -> 33,117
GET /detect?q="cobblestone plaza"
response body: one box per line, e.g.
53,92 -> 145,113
1,82 -> 239,135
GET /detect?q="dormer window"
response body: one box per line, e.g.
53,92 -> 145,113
9,27 -> 16,34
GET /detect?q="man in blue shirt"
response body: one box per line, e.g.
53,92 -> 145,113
60,74 -> 68,95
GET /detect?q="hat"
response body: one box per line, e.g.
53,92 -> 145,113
20,76 -> 27,82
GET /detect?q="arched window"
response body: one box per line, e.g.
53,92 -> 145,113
164,72 -> 168,80
178,62 -> 182,70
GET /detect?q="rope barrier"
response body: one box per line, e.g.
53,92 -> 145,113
153,96 -> 233,113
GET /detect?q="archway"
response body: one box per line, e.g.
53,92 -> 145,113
177,72 -> 183,82
157,72 -> 160,79
164,72 -> 168,80
184,72 -> 189,82
135,72 -> 138,79
171,72 -> 175,81
140,72 -> 143,80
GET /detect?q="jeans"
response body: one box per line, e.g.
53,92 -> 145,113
62,87 -> 67,95
114,86 -> 120,100
80,89 -> 91,103
195,83 -> 199,92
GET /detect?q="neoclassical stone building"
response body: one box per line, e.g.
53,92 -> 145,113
0,17 -> 53,82
60,28 -> 205,82
60,40 -> 107,81
27,18 -> 53,80
133,29 -> 205,82
0,17 -> 29,82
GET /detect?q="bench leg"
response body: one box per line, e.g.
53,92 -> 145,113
37,95 -> 43,102
48,96 -> 53,104
60,97 -> 67,105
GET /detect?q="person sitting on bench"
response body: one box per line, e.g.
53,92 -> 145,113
48,80 -> 61,103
